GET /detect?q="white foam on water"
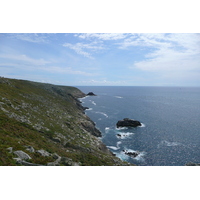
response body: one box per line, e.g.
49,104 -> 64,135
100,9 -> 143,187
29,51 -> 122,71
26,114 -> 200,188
116,127 -> 129,130
107,146 -> 119,150
89,100 -> 96,105
140,123 -> 146,127
157,140 -> 181,148
78,96 -> 89,100
116,132 -> 134,139
122,148 -> 146,162
115,152 -> 129,160
107,141 -> 121,151
95,111 -> 108,118
116,141 -> 122,147
114,96 -> 123,99
86,108 -> 93,111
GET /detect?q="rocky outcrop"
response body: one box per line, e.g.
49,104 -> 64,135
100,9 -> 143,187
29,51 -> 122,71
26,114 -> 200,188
123,150 -> 140,158
80,119 -> 102,137
116,118 -> 141,128
185,162 -> 200,166
36,149 -> 51,157
87,92 -> 97,96
13,150 -> 32,160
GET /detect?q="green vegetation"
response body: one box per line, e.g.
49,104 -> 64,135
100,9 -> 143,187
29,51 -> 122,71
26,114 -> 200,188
0,77 -> 131,166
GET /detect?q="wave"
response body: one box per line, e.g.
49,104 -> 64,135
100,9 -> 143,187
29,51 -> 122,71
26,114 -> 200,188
78,96 -> 89,100
116,127 -> 129,130
95,111 -> 108,118
140,123 -> 146,127
89,100 -> 96,106
114,96 -> 123,99
107,146 -> 119,150
157,140 -> 181,148
116,132 -> 134,139
85,108 -> 93,111
122,148 -> 146,161
107,141 -> 121,151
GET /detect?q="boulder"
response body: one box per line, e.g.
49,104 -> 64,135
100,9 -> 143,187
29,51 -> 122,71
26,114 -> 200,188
116,118 -> 141,128
123,150 -> 139,158
7,147 -> 13,153
36,149 -> 51,157
87,92 -> 96,96
13,150 -> 32,160
25,146 -> 35,153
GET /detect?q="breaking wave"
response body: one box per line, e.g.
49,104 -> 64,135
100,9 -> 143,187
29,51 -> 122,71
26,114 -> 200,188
116,132 -> 134,139
95,111 -> 108,118
107,141 -> 121,151
89,100 -> 96,106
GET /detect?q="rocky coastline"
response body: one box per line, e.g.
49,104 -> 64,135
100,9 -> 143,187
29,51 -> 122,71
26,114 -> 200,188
0,77 -> 131,166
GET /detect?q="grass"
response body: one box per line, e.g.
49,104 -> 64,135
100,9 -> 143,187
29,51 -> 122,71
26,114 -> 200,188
0,77 -> 131,166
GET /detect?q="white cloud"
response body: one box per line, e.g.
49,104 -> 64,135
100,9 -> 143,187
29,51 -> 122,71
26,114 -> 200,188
0,54 -> 50,66
8,33 -> 49,43
76,33 -> 128,40
126,33 -> 200,72
63,42 -> 104,59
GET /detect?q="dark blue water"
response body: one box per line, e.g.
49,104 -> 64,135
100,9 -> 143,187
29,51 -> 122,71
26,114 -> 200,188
77,86 -> 200,166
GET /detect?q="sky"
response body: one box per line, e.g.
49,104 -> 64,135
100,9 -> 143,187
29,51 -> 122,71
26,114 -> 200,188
0,33 -> 200,86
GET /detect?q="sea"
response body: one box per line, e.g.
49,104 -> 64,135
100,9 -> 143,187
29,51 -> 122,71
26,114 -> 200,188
77,86 -> 200,166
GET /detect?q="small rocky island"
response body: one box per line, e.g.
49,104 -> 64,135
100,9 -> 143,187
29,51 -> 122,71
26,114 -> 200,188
123,150 -> 140,158
87,92 -> 97,96
116,118 -> 142,128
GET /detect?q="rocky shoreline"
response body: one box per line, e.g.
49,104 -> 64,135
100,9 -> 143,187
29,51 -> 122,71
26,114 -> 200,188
0,77 -> 132,166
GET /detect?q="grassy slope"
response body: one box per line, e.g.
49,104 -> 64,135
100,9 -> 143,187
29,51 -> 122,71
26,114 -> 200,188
0,77 -> 130,166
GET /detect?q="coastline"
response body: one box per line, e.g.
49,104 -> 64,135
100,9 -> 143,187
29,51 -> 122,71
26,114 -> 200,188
0,77 -> 132,166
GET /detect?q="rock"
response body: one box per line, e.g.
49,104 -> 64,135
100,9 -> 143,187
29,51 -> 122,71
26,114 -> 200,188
116,118 -> 141,128
17,160 -> 43,166
185,162 -> 200,166
60,157 -> 81,166
52,137 -> 61,143
80,120 -> 102,137
13,150 -> 32,160
7,147 -> 13,153
87,92 -> 96,96
123,150 -> 139,158
25,146 -> 35,153
36,149 -> 51,157
47,153 -> 61,166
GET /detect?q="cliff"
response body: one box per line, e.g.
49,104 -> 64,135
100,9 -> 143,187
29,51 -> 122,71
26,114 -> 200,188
0,77 -> 131,166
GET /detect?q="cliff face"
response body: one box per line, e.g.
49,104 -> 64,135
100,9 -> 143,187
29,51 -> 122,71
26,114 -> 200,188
0,77 -> 130,166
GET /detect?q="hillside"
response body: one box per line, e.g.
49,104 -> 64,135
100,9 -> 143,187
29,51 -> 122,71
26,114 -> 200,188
0,77 -> 131,166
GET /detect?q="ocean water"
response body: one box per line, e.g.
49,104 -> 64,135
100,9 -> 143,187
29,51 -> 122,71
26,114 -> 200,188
77,86 -> 200,166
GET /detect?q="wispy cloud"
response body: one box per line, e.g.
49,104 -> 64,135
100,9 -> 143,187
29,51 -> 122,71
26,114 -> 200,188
0,54 -> 50,66
63,42 -> 104,59
8,33 -> 49,43
76,33 -> 128,40
124,33 -> 200,72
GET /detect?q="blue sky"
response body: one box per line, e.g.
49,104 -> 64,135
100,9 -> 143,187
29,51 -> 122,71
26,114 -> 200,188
0,33 -> 200,86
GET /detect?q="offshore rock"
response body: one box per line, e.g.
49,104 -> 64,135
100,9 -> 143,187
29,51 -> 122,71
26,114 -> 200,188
123,150 -> 139,158
116,118 -> 141,128
87,92 -> 97,96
